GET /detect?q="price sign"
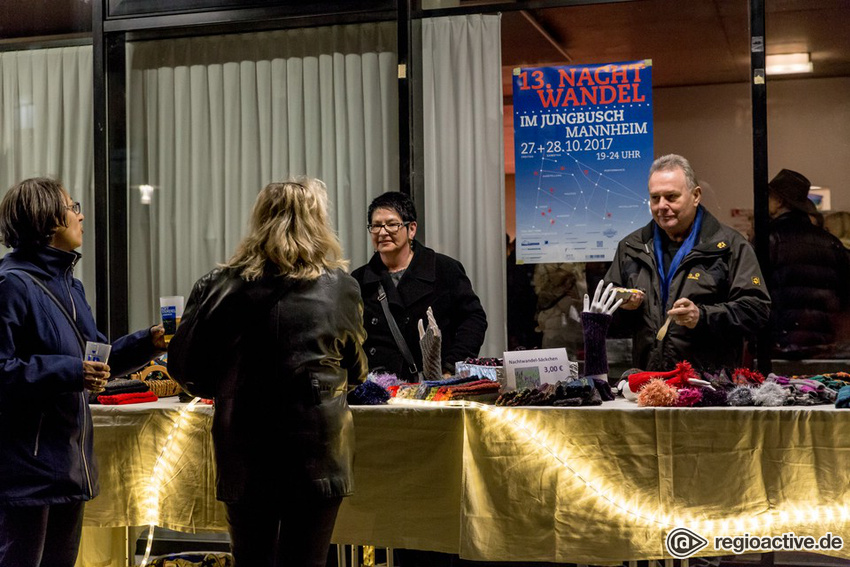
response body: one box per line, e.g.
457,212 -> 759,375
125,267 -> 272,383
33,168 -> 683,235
503,348 -> 572,391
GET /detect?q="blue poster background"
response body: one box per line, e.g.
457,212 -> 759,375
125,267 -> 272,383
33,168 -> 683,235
513,60 -> 654,263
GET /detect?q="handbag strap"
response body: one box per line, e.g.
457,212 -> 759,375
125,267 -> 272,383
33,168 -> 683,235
377,283 -> 421,380
9,270 -> 86,353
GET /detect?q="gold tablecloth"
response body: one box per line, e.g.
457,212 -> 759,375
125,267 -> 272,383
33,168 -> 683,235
80,399 -> 850,565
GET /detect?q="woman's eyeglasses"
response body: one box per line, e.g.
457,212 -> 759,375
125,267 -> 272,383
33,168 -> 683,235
367,221 -> 410,235
65,202 -> 82,215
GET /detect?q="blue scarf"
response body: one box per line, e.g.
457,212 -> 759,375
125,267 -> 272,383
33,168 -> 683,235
653,207 -> 704,308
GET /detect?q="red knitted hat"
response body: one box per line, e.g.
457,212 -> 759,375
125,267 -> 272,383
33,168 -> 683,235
627,361 -> 697,393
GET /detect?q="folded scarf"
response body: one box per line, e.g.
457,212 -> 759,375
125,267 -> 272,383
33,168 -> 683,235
98,391 -> 159,405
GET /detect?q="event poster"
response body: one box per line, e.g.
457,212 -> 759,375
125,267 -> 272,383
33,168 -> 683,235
512,60 -> 654,263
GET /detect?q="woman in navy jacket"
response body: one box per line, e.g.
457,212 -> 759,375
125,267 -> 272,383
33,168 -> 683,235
0,178 -> 165,567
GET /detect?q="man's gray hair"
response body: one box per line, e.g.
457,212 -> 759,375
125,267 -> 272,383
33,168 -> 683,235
649,154 -> 699,193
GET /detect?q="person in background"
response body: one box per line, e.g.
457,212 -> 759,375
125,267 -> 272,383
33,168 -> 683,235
0,177 -> 165,567
532,262 -> 585,354
352,191 -> 487,380
506,235 -> 541,350
169,179 -> 367,567
605,154 -> 770,371
766,169 -> 850,358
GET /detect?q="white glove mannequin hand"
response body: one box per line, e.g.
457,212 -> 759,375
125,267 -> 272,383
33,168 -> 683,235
583,280 -> 623,315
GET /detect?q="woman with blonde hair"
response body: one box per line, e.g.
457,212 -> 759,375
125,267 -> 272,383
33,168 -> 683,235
169,178 -> 367,567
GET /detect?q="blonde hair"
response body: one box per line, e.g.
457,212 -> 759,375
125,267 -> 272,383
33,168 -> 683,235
225,178 -> 348,280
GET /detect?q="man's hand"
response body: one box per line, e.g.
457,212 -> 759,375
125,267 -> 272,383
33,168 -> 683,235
83,360 -> 111,394
668,297 -> 700,329
583,280 -> 624,315
619,289 -> 645,311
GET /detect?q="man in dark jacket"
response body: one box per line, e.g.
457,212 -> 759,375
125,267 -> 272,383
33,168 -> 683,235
605,154 -> 771,371
767,169 -> 850,358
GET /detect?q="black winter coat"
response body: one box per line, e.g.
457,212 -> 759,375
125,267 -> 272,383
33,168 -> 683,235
0,246 -> 158,506
767,210 -> 850,357
352,243 -> 487,379
605,208 -> 771,371
168,267 -> 367,503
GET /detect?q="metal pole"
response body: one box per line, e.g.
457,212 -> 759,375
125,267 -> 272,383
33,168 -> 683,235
750,0 -> 772,375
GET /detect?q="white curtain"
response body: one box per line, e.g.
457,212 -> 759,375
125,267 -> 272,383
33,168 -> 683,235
126,24 -> 399,330
0,46 -> 95,296
422,15 -> 506,358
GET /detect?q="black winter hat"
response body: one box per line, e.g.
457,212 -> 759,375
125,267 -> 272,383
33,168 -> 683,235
768,169 -> 812,212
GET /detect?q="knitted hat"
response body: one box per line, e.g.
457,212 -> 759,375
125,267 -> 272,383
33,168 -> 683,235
768,169 -> 812,213
347,380 -> 391,405
627,361 -> 697,393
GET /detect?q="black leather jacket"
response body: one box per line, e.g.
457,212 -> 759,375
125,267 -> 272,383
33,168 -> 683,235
606,208 -> 771,371
169,267 -> 367,503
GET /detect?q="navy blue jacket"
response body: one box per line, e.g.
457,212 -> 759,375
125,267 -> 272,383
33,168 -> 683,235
0,246 -> 158,506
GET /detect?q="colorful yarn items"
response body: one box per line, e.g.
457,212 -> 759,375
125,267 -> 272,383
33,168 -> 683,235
627,361 -> 697,395
368,372 -> 403,390
752,381 -> 789,406
731,367 -> 765,385
675,387 -> 703,407
463,357 -> 504,367
636,378 -> 679,407
496,377 -> 606,407
693,385 -> 728,407
347,380 -> 391,405
727,385 -> 755,406
443,380 -> 500,400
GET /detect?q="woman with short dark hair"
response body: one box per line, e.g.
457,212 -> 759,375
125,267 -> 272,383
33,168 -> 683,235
352,191 -> 488,381
169,178 -> 368,567
0,177 -> 166,567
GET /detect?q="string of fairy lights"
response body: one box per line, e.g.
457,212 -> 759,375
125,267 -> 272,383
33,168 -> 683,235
387,398 -> 850,537
136,396 -> 847,565
139,397 -> 202,567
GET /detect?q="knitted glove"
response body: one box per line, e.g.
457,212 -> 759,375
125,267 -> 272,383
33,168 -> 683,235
581,311 -> 612,377
418,306 -> 443,381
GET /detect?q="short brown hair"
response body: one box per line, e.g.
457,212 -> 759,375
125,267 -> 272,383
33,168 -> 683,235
0,177 -> 68,249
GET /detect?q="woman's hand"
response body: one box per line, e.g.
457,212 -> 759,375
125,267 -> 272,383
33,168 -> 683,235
83,360 -> 111,394
150,324 -> 167,350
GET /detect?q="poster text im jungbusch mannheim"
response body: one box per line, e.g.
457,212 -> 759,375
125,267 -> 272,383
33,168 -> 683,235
513,60 -> 654,264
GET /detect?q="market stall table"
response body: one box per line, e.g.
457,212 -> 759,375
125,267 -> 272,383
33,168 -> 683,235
78,399 -> 850,566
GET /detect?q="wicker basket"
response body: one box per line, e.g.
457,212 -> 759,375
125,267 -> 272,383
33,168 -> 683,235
133,364 -> 182,398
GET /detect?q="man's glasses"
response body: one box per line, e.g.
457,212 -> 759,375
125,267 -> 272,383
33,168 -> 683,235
367,221 -> 410,235
65,202 -> 81,215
